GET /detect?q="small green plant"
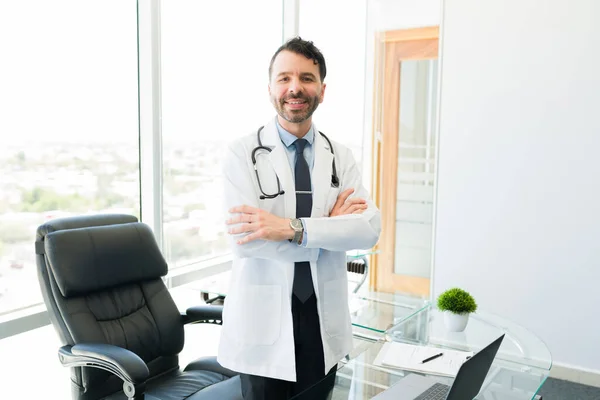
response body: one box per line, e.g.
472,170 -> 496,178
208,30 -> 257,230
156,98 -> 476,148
437,288 -> 477,314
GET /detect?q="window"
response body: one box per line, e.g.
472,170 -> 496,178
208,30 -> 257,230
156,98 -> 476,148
161,1 -> 283,268
0,1 -> 139,316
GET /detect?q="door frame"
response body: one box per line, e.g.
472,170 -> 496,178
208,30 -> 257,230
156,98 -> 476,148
369,26 -> 439,296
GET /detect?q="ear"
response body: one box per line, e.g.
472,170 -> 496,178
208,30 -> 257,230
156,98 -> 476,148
319,83 -> 327,104
268,83 -> 272,97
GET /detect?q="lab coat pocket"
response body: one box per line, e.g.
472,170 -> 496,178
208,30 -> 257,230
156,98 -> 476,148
231,284 -> 282,346
322,279 -> 348,338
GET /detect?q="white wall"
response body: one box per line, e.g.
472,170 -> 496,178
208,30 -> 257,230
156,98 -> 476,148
298,0 -> 367,163
369,0 -> 440,30
434,0 -> 600,371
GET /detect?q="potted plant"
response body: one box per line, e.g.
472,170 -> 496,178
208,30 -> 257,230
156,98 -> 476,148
437,288 -> 478,332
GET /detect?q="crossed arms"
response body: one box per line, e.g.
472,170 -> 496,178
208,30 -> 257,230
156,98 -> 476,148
223,143 -> 381,260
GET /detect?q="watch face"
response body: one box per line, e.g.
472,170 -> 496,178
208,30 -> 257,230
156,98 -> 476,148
291,219 -> 303,230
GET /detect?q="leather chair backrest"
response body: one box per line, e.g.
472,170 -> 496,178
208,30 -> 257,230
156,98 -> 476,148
36,214 -> 184,399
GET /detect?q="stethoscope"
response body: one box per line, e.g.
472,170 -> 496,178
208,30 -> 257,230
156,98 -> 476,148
252,126 -> 340,199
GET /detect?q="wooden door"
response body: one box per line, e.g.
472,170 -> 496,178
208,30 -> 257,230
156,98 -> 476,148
370,27 -> 439,297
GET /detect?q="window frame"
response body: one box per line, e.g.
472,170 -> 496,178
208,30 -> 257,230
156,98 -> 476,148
0,0 -> 296,340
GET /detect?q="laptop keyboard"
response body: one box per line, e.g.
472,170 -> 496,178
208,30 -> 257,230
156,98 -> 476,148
414,382 -> 451,400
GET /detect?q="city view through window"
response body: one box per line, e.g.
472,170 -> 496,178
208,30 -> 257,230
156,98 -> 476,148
0,143 -> 141,314
0,1 -> 284,317
0,1 -> 140,315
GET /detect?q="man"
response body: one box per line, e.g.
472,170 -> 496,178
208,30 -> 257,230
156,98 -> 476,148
218,37 -> 381,399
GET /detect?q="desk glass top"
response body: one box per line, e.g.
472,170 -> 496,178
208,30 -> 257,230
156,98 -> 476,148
292,304 -> 551,400
388,307 -> 552,371
350,292 -> 428,334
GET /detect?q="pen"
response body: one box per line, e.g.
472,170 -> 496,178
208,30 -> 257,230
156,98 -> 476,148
421,352 -> 444,364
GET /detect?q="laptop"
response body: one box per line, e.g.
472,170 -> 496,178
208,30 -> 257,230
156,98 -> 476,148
373,334 -> 505,400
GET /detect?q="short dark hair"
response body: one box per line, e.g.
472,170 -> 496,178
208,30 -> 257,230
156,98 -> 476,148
268,37 -> 327,82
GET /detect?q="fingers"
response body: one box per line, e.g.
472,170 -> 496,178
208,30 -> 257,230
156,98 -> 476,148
229,205 -> 259,214
345,203 -> 368,214
236,230 -> 263,245
228,223 -> 254,235
226,213 -> 255,225
333,189 -> 354,209
343,198 -> 366,207
330,189 -> 356,216
339,197 -> 366,213
227,205 -> 261,225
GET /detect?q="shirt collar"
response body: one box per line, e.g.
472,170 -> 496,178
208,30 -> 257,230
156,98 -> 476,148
275,118 -> 314,148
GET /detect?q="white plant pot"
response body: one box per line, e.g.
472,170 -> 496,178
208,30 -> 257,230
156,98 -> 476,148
443,311 -> 470,332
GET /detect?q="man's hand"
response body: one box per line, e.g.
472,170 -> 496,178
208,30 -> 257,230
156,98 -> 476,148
227,205 -> 294,245
330,189 -> 368,217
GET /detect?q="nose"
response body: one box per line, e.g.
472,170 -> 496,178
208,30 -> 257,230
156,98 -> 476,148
288,77 -> 302,94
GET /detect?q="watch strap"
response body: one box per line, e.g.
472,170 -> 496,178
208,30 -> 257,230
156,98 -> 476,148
292,229 -> 303,244
290,219 -> 304,244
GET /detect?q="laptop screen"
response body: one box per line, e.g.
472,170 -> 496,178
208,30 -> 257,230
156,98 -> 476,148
446,334 -> 505,400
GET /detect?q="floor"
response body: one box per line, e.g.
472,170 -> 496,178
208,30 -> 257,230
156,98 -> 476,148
538,377 -> 600,400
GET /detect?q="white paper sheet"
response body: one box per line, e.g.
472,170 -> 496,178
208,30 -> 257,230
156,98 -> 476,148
374,342 -> 473,377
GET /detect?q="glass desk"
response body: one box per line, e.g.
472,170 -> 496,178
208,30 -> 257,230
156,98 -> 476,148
347,293 -> 429,358
350,292 -> 429,334
292,305 -> 551,400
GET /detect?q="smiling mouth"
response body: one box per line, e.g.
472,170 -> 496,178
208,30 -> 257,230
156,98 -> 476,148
284,99 -> 308,110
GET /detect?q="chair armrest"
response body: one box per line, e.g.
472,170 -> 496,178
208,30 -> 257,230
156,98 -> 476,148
59,343 -> 149,388
182,305 -> 223,325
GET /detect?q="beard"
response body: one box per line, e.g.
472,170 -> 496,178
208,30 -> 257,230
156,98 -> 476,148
272,93 -> 320,124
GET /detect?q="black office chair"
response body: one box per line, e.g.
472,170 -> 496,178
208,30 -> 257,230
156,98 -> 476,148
35,214 -> 241,400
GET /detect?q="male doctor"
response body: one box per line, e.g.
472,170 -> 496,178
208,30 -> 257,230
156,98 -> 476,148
218,37 -> 382,400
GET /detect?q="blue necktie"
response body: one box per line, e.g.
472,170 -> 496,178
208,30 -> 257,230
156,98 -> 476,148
293,139 -> 314,303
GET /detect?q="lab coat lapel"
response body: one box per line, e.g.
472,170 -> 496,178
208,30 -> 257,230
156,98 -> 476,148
262,120 -> 295,218
312,128 -> 334,217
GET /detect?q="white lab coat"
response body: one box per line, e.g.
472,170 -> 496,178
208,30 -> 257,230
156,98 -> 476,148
217,117 -> 381,382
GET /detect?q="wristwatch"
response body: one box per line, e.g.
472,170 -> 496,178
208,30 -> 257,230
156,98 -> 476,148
289,218 -> 304,244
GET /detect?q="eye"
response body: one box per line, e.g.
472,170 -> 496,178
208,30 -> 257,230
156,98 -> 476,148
279,77 -> 289,82
302,76 -> 314,82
